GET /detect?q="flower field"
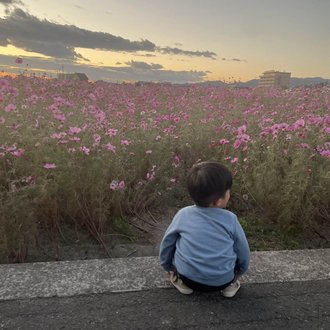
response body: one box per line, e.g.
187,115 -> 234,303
1,75 -> 329,262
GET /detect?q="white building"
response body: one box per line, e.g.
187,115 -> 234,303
259,70 -> 291,88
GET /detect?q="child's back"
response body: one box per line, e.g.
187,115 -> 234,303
159,161 -> 250,296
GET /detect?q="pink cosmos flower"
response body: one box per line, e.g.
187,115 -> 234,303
297,143 -> 310,149
146,165 -> 156,181
120,140 -> 130,146
105,143 -> 116,153
0,117 -> 5,124
295,118 -> 305,127
319,150 -> 330,158
11,123 -> 20,130
110,180 -> 126,191
219,139 -> 230,145
69,137 -> 81,142
93,134 -> 101,144
80,146 -> 90,155
105,128 -> 118,137
110,180 -> 118,191
230,157 -> 239,164
88,93 -> 97,101
237,125 -> 247,135
53,113 -> 66,122
68,127 -> 82,135
11,148 -> 25,157
238,134 -> 251,143
5,104 -> 16,112
43,163 -> 56,169
233,139 -> 242,149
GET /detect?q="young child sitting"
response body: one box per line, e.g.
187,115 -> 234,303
159,161 -> 250,297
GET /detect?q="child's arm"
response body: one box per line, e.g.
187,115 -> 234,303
233,217 -> 250,275
159,222 -> 179,272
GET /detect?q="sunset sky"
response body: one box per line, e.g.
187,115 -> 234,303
0,0 -> 329,83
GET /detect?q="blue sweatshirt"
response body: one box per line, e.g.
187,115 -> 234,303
159,205 -> 250,286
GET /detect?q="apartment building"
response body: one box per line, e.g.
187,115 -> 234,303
259,70 -> 291,88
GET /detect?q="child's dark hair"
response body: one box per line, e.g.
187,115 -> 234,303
187,161 -> 232,207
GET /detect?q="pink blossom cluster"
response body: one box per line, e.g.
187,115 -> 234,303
1,76 -> 329,188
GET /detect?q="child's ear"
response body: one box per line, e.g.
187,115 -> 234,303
214,198 -> 225,208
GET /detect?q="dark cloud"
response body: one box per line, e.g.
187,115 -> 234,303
0,8 -> 156,60
0,8 -> 217,61
0,35 -> 9,46
125,60 -> 163,70
159,47 -> 217,59
222,57 -> 246,62
134,53 -> 156,57
0,54 -> 207,83
0,0 -> 22,5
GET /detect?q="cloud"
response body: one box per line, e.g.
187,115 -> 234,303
125,60 -> 163,70
159,47 -> 217,59
0,54 -> 208,83
0,8 -> 156,60
134,53 -> 156,58
222,58 -> 246,62
0,8 -> 217,61
0,0 -> 23,6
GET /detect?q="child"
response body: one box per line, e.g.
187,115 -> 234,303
159,161 -> 250,297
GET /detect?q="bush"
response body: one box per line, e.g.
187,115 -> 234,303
0,76 -> 329,262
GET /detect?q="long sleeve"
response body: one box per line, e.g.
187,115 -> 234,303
159,206 -> 250,286
159,222 -> 179,272
233,218 -> 250,274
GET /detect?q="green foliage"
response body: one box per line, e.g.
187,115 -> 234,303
1,78 -> 329,262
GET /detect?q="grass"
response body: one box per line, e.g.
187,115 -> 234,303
0,76 -> 329,263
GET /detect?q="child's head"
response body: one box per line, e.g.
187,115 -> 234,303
187,161 -> 232,207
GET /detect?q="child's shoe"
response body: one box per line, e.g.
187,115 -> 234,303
169,273 -> 193,295
221,280 -> 241,298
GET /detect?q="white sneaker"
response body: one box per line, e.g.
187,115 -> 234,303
221,280 -> 241,298
169,273 -> 193,295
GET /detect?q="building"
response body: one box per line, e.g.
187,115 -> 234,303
259,70 -> 291,88
57,72 -> 89,81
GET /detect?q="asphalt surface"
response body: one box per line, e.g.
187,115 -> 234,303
0,249 -> 329,329
1,280 -> 329,330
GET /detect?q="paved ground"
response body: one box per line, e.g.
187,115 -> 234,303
0,249 -> 329,329
1,280 -> 329,329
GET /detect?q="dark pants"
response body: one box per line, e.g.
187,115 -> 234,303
178,273 -> 235,292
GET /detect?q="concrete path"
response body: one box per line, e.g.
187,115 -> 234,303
0,249 -> 329,329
